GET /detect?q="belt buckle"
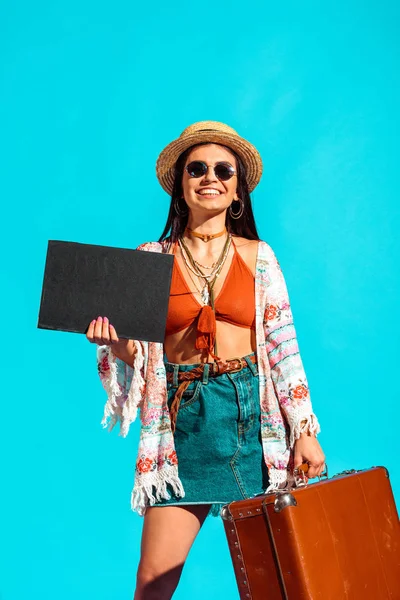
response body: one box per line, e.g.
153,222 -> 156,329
228,357 -> 244,373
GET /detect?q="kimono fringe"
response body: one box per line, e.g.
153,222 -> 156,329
290,412 -> 321,449
100,349 -> 121,431
265,467 -> 289,493
100,343 -> 145,436
120,341 -> 145,437
131,467 -> 185,516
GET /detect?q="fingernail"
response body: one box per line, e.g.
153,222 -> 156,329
109,323 -> 114,328
104,316 -> 108,322
91,320 -> 96,324
97,316 -> 102,320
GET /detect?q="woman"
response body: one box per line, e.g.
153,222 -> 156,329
87,121 -> 325,599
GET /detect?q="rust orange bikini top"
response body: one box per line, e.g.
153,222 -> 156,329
165,240 -> 256,357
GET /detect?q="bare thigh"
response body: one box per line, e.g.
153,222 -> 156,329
134,504 -> 210,600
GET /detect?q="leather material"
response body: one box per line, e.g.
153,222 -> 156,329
222,467 -> 400,599
166,354 -> 257,383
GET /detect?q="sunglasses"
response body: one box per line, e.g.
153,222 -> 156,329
185,161 -> 236,181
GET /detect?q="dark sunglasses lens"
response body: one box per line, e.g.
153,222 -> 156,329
187,161 -> 207,178
214,163 -> 235,181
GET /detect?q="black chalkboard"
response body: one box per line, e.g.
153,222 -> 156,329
38,240 -> 173,343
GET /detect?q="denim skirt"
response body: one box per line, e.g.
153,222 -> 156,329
154,353 -> 269,515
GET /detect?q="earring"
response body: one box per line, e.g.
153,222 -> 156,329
174,197 -> 188,217
229,198 -> 244,220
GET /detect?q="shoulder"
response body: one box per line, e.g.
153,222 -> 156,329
232,237 -> 278,263
255,241 -> 285,287
256,240 -> 280,264
232,237 -> 260,276
231,236 -> 258,249
232,237 -> 259,259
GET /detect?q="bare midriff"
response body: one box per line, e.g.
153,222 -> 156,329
164,320 -> 256,364
164,238 -> 258,364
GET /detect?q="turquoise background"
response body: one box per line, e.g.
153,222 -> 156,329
1,1 -> 398,598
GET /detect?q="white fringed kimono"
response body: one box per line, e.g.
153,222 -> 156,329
97,240 -> 320,515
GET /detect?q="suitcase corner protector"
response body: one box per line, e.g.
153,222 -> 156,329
372,465 -> 390,478
220,503 -> 233,521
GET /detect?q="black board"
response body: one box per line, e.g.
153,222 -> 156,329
38,240 -> 173,343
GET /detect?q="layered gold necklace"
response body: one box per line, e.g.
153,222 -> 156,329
178,233 -> 232,306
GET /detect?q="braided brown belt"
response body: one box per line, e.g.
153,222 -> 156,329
167,355 -> 257,432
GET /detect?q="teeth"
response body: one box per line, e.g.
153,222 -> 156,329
198,189 -> 220,195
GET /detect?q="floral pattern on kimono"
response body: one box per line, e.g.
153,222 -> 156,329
97,240 -> 320,515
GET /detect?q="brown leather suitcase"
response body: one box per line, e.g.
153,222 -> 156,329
221,466 -> 400,599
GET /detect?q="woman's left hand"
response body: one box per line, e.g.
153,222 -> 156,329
293,434 -> 326,479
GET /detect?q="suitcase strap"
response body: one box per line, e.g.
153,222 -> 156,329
261,498 -> 290,600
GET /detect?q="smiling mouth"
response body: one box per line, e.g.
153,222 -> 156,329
196,189 -> 222,197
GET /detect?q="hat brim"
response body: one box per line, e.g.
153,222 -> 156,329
156,130 -> 263,195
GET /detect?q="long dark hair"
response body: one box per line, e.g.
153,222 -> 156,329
158,143 -> 260,243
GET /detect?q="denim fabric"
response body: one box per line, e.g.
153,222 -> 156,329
153,353 -> 269,513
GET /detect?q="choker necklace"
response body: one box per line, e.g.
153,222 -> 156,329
185,227 -> 226,243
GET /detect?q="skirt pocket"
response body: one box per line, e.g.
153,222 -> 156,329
167,380 -> 202,410
167,380 -> 203,434
179,381 -> 202,409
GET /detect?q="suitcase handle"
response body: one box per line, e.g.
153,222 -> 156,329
262,465 -> 328,515
293,462 -> 329,487
249,463 -> 329,501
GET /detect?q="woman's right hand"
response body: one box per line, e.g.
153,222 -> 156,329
86,316 -> 136,364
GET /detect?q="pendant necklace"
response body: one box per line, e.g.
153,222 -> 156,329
179,234 -> 232,305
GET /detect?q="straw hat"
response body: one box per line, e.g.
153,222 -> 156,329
156,121 -> 263,195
